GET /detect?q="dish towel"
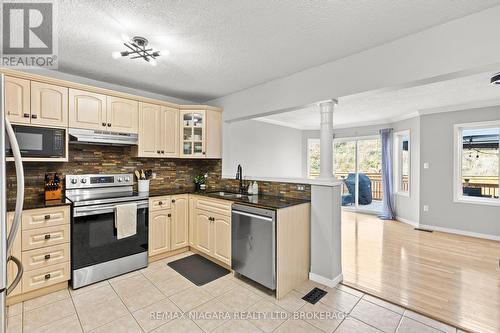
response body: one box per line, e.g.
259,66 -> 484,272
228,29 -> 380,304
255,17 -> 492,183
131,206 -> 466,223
115,203 -> 137,239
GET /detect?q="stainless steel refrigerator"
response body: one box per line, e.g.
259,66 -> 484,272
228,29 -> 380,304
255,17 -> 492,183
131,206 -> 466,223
0,74 -> 25,333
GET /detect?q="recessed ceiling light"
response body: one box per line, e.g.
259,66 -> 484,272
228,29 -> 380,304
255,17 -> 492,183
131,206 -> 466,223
490,72 -> 500,84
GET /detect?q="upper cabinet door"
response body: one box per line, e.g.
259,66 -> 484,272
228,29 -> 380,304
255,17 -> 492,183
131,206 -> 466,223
106,96 -> 138,133
161,106 -> 179,158
5,76 -> 31,124
206,110 -> 222,159
138,102 -> 160,157
68,89 -> 107,130
180,110 -> 206,158
30,82 -> 68,127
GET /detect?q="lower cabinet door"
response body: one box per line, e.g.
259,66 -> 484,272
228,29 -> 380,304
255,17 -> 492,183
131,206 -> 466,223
212,214 -> 231,265
171,195 -> 189,250
149,210 -> 171,256
22,262 -> 70,293
195,210 -> 212,255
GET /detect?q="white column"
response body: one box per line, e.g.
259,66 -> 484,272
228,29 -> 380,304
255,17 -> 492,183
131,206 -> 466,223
319,100 -> 336,179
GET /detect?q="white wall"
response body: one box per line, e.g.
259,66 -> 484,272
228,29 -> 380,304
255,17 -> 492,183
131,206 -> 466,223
222,120 -> 303,178
210,6 -> 500,122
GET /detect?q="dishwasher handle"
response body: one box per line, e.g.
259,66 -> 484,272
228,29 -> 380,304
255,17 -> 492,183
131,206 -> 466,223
232,210 -> 274,221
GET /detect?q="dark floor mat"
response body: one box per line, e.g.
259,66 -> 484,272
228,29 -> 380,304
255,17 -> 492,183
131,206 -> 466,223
302,287 -> 328,304
167,254 -> 230,286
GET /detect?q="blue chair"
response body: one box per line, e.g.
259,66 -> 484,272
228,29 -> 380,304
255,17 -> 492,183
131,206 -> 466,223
341,173 -> 373,206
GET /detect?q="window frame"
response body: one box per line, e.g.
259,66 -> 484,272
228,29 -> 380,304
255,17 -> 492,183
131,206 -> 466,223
394,130 -> 411,197
453,120 -> 500,207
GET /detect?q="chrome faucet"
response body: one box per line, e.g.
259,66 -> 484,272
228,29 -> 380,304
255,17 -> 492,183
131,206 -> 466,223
235,164 -> 247,193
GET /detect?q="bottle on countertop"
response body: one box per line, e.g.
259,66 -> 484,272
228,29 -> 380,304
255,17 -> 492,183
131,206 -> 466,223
252,181 -> 258,195
248,183 -> 253,195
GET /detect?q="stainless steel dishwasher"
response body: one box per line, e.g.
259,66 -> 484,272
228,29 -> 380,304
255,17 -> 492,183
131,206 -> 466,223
231,204 -> 276,290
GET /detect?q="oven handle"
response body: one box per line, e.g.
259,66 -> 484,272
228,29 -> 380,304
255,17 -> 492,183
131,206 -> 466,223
73,200 -> 149,217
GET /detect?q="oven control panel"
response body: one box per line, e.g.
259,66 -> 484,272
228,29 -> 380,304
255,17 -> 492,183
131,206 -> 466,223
66,174 -> 133,189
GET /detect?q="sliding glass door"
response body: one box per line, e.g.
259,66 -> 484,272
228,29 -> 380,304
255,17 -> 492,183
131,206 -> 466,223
335,136 -> 383,214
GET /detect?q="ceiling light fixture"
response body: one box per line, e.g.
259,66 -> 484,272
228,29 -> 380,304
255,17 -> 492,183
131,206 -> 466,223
112,35 -> 168,66
490,72 -> 500,84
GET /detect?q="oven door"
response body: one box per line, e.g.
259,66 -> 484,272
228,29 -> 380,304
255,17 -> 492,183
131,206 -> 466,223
5,125 -> 66,158
71,200 -> 148,271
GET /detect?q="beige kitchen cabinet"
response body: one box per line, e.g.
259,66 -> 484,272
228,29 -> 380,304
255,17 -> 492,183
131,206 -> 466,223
69,89 -> 107,130
106,96 -> 138,133
149,210 -> 171,257
5,76 -> 31,124
193,196 -> 231,266
161,106 -> 179,157
171,195 -> 189,250
188,196 -> 196,247
205,109 -> 222,158
30,81 -> 68,127
180,109 -> 206,158
6,213 -> 22,297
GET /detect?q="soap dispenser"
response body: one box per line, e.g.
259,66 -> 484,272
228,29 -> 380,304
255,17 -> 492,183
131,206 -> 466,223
252,181 -> 259,195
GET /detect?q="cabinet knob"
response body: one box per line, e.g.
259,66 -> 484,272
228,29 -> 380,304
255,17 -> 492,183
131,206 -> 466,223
107,123 -> 111,127
168,213 -> 171,217
23,113 -> 30,118
102,122 -> 106,126
44,215 -> 51,220
158,201 -> 163,205
171,199 -> 175,203
31,114 -> 38,119
202,152 -> 206,155
161,150 -> 165,154
44,273 -> 51,280
157,150 -> 161,154
44,234 -> 51,240
44,254 -> 51,260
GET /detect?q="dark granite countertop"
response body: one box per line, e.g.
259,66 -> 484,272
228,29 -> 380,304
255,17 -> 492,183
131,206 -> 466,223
7,197 -> 71,212
148,189 -> 310,210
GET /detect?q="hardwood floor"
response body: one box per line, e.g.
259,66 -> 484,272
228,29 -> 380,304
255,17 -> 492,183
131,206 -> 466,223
341,211 -> 500,333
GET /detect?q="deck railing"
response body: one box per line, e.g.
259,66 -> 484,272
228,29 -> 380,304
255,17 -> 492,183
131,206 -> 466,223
462,176 -> 499,198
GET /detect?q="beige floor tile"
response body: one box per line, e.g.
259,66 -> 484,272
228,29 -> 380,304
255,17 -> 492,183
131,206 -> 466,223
246,299 -> 289,333
335,317 -> 382,333
35,314 -> 83,333
350,300 -> 401,333
201,275 -> 239,297
362,294 -> 405,315
404,310 -> 456,333
397,317 -> 444,333
23,289 -> 70,312
6,303 -> 22,317
23,298 -> 76,333
212,319 -> 263,333
152,274 -> 194,297
319,288 -> 360,313
111,274 -> 166,312
273,318 -> 322,333
76,296 -> 129,332
69,280 -> 110,297
132,298 -> 181,332
189,298 -> 233,332
296,302 -> 345,333
71,284 -> 118,311
142,264 -> 179,285
267,290 -> 306,313
151,318 -> 203,333
6,313 -> 22,333
169,286 -> 214,312
293,280 -> 333,295
216,286 -> 262,312
336,284 -> 365,298
87,313 -> 142,333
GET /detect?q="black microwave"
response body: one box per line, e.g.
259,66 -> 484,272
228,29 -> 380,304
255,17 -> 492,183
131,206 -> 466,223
6,125 -> 66,158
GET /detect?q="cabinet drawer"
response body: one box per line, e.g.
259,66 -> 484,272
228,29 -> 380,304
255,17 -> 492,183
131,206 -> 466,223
22,262 -> 70,293
22,206 -> 70,230
22,243 -> 70,272
150,196 -> 172,211
22,225 -> 70,251
195,197 -> 232,217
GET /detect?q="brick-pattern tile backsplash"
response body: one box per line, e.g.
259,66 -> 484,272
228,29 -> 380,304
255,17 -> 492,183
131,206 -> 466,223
6,145 -> 311,204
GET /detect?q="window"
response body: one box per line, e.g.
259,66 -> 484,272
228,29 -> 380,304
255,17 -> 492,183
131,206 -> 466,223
454,122 -> 500,206
307,138 -> 320,178
394,130 -> 410,196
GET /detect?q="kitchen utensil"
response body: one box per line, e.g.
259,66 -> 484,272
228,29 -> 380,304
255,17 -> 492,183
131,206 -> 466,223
135,170 -> 141,180
140,170 -> 146,179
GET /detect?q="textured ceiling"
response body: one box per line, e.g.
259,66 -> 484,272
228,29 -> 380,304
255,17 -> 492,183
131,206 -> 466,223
255,72 -> 500,130
57,0 -> 500,102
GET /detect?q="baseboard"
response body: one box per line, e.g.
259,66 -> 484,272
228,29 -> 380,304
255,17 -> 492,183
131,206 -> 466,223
419,224 -> 500,241
396,216 -> 419,227
309,272 -> 343,288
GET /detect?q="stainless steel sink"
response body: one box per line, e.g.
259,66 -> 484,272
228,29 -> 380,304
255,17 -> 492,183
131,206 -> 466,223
208,191 -> 250,199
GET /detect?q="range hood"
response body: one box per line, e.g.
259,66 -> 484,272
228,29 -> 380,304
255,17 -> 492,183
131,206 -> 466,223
69,128 -> 138,146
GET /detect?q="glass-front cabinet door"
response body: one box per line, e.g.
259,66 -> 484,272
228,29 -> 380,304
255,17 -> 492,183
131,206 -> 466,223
180,110 -> 206,157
